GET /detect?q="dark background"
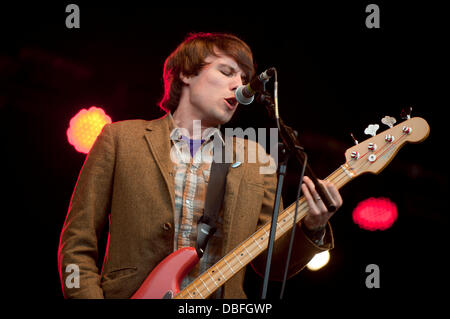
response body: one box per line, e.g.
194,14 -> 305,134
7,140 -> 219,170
1,1 -> 448,306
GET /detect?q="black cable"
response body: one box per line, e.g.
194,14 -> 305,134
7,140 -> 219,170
279,150 -> 307,299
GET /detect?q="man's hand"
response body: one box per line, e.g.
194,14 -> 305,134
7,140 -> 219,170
301,176 -> 343,231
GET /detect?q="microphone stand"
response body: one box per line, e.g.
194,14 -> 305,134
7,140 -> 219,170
260,140 -> 289,299
263,93 -> 336,213
259,91 -> 336,299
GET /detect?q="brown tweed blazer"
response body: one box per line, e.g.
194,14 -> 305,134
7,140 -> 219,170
58,114 -> 333,299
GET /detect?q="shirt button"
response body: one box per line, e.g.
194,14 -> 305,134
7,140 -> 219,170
162,222 -> 172,231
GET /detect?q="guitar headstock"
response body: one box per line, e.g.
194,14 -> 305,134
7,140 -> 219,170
344,117 -> 430,177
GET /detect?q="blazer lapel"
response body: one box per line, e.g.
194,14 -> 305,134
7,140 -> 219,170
143,114 -> 175,213
221,137 -> 246,253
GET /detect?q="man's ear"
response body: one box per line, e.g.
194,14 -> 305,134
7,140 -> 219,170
179,72 -> 192,85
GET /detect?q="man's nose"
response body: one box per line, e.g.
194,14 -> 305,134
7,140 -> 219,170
230,75 -> 243,91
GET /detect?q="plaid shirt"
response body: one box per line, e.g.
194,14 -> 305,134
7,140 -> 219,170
168,114 -> 225,298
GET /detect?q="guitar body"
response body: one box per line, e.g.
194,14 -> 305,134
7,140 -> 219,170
130,247 -> 199,299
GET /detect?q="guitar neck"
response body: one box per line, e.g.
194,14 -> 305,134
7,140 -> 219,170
174,165 -> 353,299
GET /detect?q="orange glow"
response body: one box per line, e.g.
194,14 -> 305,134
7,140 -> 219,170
67,106 -> 112,154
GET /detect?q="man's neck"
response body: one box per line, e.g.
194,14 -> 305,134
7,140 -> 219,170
172,108 -> 218,140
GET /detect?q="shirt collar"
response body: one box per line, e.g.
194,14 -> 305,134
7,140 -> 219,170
168,112 -> 225,146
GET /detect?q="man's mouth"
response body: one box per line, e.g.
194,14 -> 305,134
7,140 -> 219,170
224,97 -> 238,110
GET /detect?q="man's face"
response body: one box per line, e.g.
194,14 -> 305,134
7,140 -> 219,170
181,52 -> 245,126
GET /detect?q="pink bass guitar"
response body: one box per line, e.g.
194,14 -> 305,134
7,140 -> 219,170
131,117 -> 429,299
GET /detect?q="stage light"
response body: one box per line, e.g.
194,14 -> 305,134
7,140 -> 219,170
67,106 -> 112,154
352,197 -> 398,231
306,250 -> 330,271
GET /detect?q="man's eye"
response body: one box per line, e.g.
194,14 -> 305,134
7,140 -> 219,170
220,70 -> 232,76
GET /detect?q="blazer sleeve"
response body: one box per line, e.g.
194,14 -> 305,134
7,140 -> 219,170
57,124 -> 115,298
251,170 -> 334,281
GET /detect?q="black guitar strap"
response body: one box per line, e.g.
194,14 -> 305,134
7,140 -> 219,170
196,142 -> 231,258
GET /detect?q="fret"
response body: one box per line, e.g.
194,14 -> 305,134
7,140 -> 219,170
224,258 -> 235,274
186,287 -> 195,298
279,215 -> 288,225
277,220 -> 286,231
207,271 -> 219,287
244,245 -> 253,257
257,232 -> 267,245
199,277 -> 212,293
216,266 -> 226,281
237,249 -> 246,261
253,236 -> 263,249
193,285 -> 204,298
233,251 -> 245,266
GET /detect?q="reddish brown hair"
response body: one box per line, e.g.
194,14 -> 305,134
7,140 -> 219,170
158,32 -> 255,113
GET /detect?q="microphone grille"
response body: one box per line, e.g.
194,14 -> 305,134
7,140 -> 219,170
235,85 -> 254,105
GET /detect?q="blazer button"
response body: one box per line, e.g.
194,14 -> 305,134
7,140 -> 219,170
162,222 -> 172,231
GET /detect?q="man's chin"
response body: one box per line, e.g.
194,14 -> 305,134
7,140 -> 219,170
210,110 -> 234,126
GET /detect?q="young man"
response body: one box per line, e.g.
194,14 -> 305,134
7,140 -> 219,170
58,32 -> 343,299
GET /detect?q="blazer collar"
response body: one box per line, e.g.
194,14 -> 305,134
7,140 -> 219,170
144,113 -> 176,212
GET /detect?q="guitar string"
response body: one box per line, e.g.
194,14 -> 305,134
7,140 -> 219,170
179,165 -> 357,298
179,157 -> 380,298
178,204 -> 303,298
178,132 -> 410,298
178,170 -> 341,299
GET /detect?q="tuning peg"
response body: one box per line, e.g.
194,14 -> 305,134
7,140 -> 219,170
401,106 -> 412,120
364,124 -> 379,137
350,133 -> 359,145
381,116 -> 397,128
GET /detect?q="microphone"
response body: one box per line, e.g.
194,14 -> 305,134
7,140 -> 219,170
235,67 -> 276,105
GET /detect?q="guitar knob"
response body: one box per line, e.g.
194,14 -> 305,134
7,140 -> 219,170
381,116 -> 396,128
351,151 -> 360,160
402,126 -> 412,134
385,134 -> 395,143
368,143 -> 377,151
364,124 -> 379,137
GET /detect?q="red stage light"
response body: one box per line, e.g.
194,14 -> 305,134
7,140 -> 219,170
352,197 -> 398,231
67,106 -> 112,154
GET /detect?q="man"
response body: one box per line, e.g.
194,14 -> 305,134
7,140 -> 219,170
58,32 -> 343,299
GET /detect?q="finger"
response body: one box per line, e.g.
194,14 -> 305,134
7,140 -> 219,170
301,182 -> 320,216
325,181 -> 343,207
302,182 -> 329,229
304,177 -> 328,212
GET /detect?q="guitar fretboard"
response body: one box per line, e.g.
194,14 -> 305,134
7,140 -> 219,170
174,165 -> 353,299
